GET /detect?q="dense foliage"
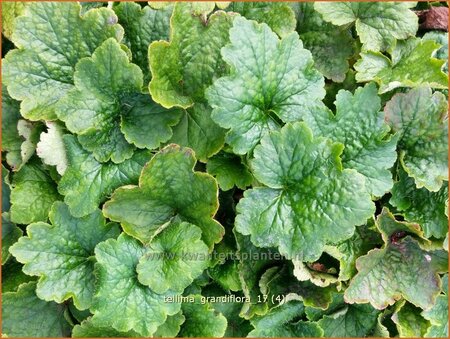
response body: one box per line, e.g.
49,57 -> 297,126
1,1 -> 449,338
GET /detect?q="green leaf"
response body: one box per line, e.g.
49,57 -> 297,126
154,311 -> 186,338
92,233 -> 181,336
345,208 -> 443,310
355,39 -> 448,93
297,3 -> 355,82
169,103 -> 226,162
58,135 -> 149,218
206,17 -> 325,154
353,51 -> 390,83
72,317 -> 139,338
149,2 -> 237,108
57,39 -> 180,163
209,259 -> 242,292
390,169 -> 448,239
2,212 -> 22,265
114,2 -> 172,83
1,1 -> 26,39
2,2 -> 124,120
421,293 -> 448,337
36,122 -> 68,175
2,258 -> 36,293
423,31 -> 448,73
103,144 -> 223,248
207,152 -> 253,191
122,93 -> 183,150
73,309 -> 183,337
2,282 -> 72,337
10,160 -> 61,224
248,301 -> 323,337
9,202 -> 120,310
227,2 -> 296,38
68,302 -> 91,324
318,303 -> 379,337
137,221 -> 209,294
179,295 -> 228,337
202,285 -> 252,337
384,87 -> 448,192
236,122 -> 374,261
303,83 -> 398,196
314,2 -> 418,52
392,301 -> 431,337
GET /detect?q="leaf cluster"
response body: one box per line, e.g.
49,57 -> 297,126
2,1 -> 448,338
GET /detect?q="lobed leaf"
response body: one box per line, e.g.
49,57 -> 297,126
355,38 -> 448,93
168,103 -> 226,162
92,234 -> 181,337
2,212 -> 22,265
179,295 -> 228,337
2,2 -> 124,120
207,16 -> 325,154
345,208 -> 443,310
137,221 -> 209,294
103,144 -> 223,248
36,122 -> 68,175
227,2 -> 296,38
248,301 -> 323,337
149,2 -> 237,108
236,122 -> 374,261
10,159 -> 62,224
297,3 -> 355,82
303,83 -> 398,196
206,152 -> 253,191
385,87 -> 448,192
9,202 -> 120,310
390,170 -> 448,239
2,282 -> 72,337
57,38 -> 181,163
58,135 -> 149,218
315,2 -> 418,52
114,2 -> 172,83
